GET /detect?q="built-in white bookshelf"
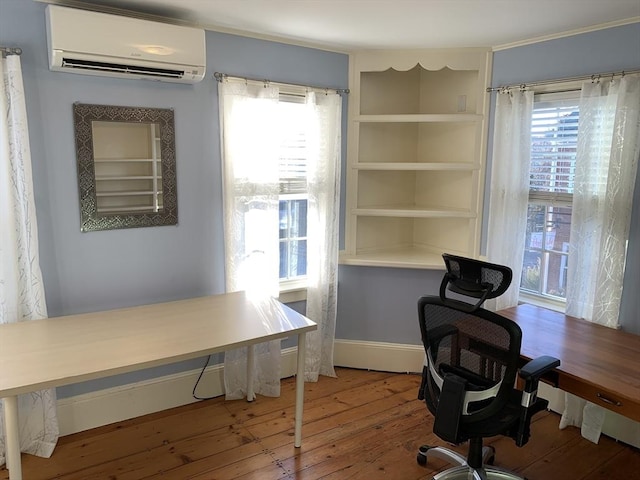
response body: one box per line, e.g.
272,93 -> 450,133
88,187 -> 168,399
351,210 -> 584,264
341,49 -> 492,268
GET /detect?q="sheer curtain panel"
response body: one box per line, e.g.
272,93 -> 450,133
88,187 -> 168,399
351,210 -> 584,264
566,75 -> 640,328
219,80 -> 282,400
561,74 -> 640,443
303,92 -> 341,381
0,53 -> 59,465
486,90 -> 534,311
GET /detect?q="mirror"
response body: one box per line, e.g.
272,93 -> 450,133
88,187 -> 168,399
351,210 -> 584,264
73,103 -> 178,232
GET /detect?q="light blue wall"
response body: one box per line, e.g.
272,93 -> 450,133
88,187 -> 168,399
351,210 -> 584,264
0,0 -> 347,398
2,0 -> 638,401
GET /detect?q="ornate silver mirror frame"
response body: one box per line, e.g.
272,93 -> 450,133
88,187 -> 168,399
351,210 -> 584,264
73,103 -> 178,232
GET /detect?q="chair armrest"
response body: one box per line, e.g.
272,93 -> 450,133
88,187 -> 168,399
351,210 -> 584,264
519,355 -> 560,396
513,356 -> 560,448
519,355 -> 561,382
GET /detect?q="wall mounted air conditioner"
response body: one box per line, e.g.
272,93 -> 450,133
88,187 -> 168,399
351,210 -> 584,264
45,5 -> 206,84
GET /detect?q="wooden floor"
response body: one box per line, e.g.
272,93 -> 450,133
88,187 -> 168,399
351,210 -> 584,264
2,368 -> 638,480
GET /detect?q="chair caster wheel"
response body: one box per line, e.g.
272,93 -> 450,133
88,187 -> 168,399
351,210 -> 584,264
483,444 -> 496,466
417,445 -> 430,466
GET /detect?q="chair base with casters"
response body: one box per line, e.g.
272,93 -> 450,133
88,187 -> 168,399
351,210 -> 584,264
417,438 -> 527,480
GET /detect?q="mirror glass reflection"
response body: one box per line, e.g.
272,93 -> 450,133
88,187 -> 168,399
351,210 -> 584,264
92,121 -> 164,214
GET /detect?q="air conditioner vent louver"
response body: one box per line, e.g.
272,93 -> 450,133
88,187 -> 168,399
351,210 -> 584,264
62,58 -> 184,79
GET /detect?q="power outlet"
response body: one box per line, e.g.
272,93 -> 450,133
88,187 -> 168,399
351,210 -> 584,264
457,95 -> 467,112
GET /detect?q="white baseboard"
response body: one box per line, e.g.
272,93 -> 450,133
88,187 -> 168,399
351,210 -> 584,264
57,364 -> 223,436
58,340 -> 424,436
57,347 -> 300,436
57,340 -> 639,449
333,339 -> 425,373
57,341 -> 423,436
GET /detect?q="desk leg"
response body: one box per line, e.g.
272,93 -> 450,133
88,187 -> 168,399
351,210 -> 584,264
3,396 -> 22,480
294,332 -> 307,448
246,344 -> 256,402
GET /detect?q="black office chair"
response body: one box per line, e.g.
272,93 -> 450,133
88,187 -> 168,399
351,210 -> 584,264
417,254 -> 560,480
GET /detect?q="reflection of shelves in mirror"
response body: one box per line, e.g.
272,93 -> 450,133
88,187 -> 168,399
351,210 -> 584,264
97,205 -> 163,214
96,176 -> 157,181
96,190 -> 162,197
91,122 -> 162,215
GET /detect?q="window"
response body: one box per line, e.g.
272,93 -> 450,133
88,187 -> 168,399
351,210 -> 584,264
277,95 -> 309,284
220,78 -> 342,305
521,92 -> 579,302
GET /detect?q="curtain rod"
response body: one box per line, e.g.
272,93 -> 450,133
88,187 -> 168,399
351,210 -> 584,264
1,47 -> 22,57
487,68 -> 640,93
214,72 -> 349,95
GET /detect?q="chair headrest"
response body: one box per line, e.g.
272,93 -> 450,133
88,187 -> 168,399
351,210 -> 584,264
439,254 -> 513,311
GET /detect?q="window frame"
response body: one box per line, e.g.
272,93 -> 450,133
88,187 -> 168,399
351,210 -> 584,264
276,88 -> 311,301
519,86 -> 582,310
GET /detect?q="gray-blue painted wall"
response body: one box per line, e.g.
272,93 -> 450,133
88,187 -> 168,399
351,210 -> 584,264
0,0 -> 347,398
1,0 -> 638,400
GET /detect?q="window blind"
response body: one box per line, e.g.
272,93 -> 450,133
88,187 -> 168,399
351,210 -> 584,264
279,130 -> 307,195
278,96 -> 308,195
529,96 -> 579,204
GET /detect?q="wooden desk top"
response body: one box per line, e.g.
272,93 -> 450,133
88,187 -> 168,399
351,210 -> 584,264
0,292 -> 316,398
500,304 -> 640,422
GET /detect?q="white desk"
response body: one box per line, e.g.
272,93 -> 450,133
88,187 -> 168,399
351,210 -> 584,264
0,292 -> 317,480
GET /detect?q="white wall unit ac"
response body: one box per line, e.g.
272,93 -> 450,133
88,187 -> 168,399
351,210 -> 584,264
45,5 -> 206,84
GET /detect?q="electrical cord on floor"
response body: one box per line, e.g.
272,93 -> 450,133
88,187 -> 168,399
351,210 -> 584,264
192,354 -> 217,400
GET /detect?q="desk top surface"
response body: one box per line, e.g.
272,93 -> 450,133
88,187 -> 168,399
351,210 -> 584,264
0,292 -> 316,397
500,304 -> 640,409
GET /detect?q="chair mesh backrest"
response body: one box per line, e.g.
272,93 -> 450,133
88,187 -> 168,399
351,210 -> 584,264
419,296 -> 522,423
442,254 -> 513,304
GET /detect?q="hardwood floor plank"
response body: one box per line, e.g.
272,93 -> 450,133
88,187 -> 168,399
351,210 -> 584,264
582,448 -> 640,480
481,411 -> 581,474
1,369 -> 637,480
296,413 -> 439,480
230,370 -> 406,427
278,404 -> 428,478
16,397 -> 235,480
519,431 -> 628,480
249,373 -> 422,443
264,383 -> 425,454
56,423 -> 258,480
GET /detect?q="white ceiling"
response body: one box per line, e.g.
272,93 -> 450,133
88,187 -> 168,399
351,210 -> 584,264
51,0 -> 640,51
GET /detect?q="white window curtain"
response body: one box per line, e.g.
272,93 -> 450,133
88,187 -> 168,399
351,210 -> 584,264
486,90 -> 534,311
566,75 -> 640,328
561,74 -> 640,443
219,80 -> 282,400
218,79 -> 342,397
304,91 -> 341,381
0,54 -> 59,465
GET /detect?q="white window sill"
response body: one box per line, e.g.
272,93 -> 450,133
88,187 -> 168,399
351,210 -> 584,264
279,279 -> 307,303
519,292 -> 566,313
